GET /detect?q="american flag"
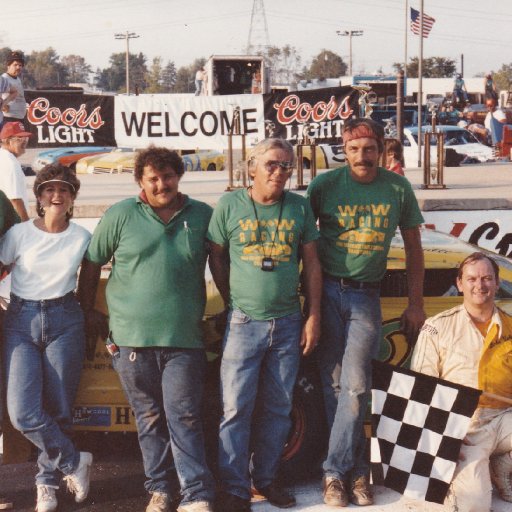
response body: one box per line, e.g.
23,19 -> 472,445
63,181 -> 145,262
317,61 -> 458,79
410,7 -> 436,38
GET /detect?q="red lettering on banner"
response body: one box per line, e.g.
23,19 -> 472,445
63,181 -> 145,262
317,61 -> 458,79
273,95 -> 353,125
27,98 -> 105,129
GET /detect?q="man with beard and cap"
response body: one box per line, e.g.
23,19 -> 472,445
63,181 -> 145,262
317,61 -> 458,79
306,117 -> 426,507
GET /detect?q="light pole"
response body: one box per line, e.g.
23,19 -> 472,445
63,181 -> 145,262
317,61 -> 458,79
336,30 -> 363,76
114,31 -> 140,94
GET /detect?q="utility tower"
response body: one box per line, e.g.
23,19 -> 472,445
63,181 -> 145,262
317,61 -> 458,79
246,0 -> 270,54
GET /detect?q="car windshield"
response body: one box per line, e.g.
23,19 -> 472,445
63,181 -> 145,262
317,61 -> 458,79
411,129 -> 479,146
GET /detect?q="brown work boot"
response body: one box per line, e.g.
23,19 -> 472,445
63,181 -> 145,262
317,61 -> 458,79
350,476 -> 374,506
490,452 -> 512,502
323,476 -> 349,507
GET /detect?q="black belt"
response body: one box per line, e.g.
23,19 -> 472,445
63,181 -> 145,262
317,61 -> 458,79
10,291 -> 76,306
324,274 -> 381,290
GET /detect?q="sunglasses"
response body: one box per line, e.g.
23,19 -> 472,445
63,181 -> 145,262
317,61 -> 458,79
263,160 -> 294,174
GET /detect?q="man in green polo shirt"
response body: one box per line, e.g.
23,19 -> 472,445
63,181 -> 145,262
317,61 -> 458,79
208,138 -> 322,512
306,118 -> 426,508
77,147 -> 215,512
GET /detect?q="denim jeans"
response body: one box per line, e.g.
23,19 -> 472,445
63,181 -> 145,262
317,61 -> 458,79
3,293 -> 84,487
317,279 -> 381,480
218,309 -> 302,499
113,347 -> 215,504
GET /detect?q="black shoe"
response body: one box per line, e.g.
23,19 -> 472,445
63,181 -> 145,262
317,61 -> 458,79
217,492 -> 251,512
255,483 -> 296,509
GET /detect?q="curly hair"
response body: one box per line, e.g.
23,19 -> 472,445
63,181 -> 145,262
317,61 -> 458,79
134,146 -> 184,182
33,163 -> 80,219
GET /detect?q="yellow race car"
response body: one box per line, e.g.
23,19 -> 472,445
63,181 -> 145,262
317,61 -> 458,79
6,229 -> 512,477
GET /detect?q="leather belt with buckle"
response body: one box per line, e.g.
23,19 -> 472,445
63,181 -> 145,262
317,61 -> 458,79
324,274 -> 381,290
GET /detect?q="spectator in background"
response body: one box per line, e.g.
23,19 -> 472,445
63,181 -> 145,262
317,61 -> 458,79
195,67 -> 205,96
484,73 -> 498,104
484,98 -> 507,132
0,121 -> 31,221
1,51 -> 27,124
385,139 -> 405,176
459,120 -> 489,146
0,75 -> 17,129
453,73 -> 469,105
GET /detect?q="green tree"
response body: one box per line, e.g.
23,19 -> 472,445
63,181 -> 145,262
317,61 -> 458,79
0,47 -> 14,69
393,56 -> 456,78
493,63 -> 512,92
161,61 -> 177,92
261,45 -> 302,85
61,55 -> 92,84
96,52 -> 148,93
308,49 -> 347,80
145,57 -> 164,93
23,48 -> 67,88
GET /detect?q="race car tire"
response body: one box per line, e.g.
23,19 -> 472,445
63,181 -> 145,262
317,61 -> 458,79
278,359 -> 328,482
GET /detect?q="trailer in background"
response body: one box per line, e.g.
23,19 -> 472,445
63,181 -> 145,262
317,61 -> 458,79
204,55 -> 269,96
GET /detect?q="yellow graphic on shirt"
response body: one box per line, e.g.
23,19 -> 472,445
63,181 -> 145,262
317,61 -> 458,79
336,203 -> 390,256
238,217 -> 296,267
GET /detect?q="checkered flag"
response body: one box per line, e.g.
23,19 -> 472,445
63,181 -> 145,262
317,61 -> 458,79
371,360 -> 481,504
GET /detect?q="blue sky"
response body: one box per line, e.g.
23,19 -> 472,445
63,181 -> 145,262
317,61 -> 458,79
2,0 -> 510,77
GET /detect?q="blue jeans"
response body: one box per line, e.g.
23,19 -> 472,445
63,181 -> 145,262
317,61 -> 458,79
218,309 -> 302,499
113,347 -> 215,504
3,293 -> 85,487
317,279 -> 381,480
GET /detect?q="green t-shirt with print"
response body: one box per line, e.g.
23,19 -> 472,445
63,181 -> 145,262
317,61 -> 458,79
306,166 -> 424,282
207,189 -> 319,320
86,195 -> 212,349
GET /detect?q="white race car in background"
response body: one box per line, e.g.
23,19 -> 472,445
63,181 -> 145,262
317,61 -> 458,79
403,125 -> 495,168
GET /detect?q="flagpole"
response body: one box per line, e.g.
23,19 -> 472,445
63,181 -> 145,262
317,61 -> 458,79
404,0 -> 408,99
417,0 -> 424,167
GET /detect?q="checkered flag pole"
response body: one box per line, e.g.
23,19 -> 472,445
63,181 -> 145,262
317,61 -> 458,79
370,360 -> 481,504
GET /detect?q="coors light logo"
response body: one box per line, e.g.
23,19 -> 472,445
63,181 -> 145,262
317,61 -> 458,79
272,94 -> 353,141
27,97 -> 105,144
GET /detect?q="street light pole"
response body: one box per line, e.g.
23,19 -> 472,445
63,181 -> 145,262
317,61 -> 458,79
336,30 -> 363,76
114,31 -> 140,94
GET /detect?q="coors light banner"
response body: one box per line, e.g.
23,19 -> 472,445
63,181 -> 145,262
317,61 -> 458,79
25,90 -> 115,148
263,86 -> 358,145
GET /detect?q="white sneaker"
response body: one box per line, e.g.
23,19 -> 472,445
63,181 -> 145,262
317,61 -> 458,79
0,495 -> 13,510
490,452 -> 512,502
146,492 -> 172,512
177,501 -> 214,512
63,451 -> 93,503
36,485 -> 57,512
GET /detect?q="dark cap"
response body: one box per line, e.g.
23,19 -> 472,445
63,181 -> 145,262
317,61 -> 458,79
6,51 -> 25,66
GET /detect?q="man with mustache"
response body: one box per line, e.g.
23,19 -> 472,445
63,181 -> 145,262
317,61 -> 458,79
306,118 -> 425,507
78,147 -> 215,512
